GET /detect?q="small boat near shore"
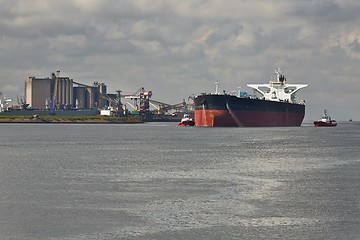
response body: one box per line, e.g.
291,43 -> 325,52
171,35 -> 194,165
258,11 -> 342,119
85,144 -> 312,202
178,113 -> 195,126
314,110 -> 337,127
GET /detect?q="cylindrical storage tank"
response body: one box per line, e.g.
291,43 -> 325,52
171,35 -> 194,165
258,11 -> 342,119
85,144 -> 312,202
99,83 -> 107,108
99,83 -> 107,95
56,79 -> 62,105
69,79 -> 73,107
86,87 -> 96,109
73,87 -> 86,109
65,79 -> 71,105
61,79 -> 66,105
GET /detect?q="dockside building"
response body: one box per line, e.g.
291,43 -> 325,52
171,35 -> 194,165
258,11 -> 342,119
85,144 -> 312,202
24,74 -> 108,110
25,77 -> 51,109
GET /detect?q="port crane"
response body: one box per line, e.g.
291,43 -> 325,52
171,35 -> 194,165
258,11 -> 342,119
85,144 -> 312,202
49,70 -> 60,115
121,87 -> 193,115
123,87 -> 152,114
148,99 -> 186,114
148,95 -> 194,114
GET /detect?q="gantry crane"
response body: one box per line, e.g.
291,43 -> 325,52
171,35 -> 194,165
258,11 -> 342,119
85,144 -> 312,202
123,87 -> 152,114
121,87 -> 193,116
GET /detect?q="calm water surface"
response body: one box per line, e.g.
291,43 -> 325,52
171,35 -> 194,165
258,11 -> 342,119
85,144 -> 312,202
0,122 -> 359,239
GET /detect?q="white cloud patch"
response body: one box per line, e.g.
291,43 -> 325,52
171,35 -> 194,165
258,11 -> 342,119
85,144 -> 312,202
73,0 -> 103,12
129,39 -> 166,55
49,34 -> 87,51
194,28 -> 217,45
9,0 -> 50,15
235,30 -> 255,47
325,29 -> 360,59
103,24 -> 126,41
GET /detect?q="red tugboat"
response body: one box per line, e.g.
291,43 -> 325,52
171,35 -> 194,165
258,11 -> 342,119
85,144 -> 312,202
314,110 -> 337,127
178,113 -> 195,126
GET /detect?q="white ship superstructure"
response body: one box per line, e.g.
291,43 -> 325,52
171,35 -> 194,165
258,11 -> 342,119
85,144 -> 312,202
247,68 -> 308,103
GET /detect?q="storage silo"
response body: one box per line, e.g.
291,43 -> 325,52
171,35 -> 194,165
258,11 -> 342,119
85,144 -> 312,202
56,78 -> 62,106
97,83 -> 107,108
99,83 -> 107,95
61,79 -> 66,106
69,79 -> 73,107
64,79 -> 69,106
73,87 -> 86,109
86,87 -> 96,108
64,78 -> 72,106
24,77 -> 51,109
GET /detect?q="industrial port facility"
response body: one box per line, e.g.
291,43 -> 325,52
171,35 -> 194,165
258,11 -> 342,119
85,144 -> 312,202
1,71 -> 192,121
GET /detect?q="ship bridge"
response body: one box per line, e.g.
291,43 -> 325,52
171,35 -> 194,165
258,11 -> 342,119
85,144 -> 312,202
247,68 -> 308,103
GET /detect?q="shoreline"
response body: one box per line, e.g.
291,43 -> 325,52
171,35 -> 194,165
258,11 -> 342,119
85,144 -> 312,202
0,116 -> 143,124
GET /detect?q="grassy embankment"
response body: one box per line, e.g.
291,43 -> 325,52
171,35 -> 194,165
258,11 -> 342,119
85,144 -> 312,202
0,115 -> 143,124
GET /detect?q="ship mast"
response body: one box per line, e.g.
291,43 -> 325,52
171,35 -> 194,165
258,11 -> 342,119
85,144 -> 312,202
215,81 -> 219,94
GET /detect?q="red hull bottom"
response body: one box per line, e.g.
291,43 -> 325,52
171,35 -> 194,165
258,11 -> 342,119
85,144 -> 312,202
194,110 -> 304,127
314,122 -> 337,127
178,121 -> 195,127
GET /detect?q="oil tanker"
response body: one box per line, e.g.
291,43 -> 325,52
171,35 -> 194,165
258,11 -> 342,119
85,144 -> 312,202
194,68 -> 308,127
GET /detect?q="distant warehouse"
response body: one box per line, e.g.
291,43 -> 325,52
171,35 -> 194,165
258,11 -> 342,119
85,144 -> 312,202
24,73 -> 109,110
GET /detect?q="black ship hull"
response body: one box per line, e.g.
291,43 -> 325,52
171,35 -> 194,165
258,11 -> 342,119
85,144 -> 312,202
194,94 -> 305,127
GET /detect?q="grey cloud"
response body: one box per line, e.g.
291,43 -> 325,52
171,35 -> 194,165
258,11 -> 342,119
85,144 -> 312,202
0,1 -> 359,120
291,1 -> 360,23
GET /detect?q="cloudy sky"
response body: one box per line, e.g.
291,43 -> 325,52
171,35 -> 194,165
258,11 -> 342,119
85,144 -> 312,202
1,0 -> 360,120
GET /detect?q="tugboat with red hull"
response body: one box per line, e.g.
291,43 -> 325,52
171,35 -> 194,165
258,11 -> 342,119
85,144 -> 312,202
178,113 -> 195,127
314,110 -> 337,127
194,68 -> 308,127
